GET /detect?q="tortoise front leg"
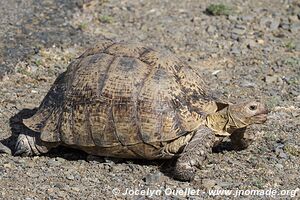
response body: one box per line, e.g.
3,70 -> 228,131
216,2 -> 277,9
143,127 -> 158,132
173,125 -> 215,181
230,128 -> 255,150
15,133 -> 57,156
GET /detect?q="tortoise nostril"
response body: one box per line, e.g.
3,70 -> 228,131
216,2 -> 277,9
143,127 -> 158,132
249,105 -> 257,111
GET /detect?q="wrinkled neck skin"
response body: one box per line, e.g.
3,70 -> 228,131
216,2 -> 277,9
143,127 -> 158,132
226,106 -> 249,133
206,106 -> 247,136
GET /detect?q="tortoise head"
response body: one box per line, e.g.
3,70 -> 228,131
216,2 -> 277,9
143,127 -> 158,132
226,101 -> 268,132
206,101 -> 268,135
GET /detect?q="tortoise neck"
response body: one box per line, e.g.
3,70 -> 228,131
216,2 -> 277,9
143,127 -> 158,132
205,107 -> 229,133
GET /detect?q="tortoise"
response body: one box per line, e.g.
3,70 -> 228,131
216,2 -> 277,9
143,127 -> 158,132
12,41 -> 268,181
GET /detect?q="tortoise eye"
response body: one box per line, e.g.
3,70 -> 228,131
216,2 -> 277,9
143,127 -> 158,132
249,105 -> 257,111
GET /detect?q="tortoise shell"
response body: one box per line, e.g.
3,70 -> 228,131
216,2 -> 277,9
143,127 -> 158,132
24,41 -> 219,154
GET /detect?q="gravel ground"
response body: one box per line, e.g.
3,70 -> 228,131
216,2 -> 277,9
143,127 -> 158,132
0,0 -> 299,199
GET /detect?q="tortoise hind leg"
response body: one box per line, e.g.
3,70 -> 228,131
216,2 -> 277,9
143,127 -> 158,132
15,133 -> 58,156
173,125 -> 215,181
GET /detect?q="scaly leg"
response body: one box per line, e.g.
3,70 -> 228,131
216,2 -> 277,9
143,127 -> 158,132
230,128 -> 255,150
15,133 -> 57,156
173,125 -> 215,181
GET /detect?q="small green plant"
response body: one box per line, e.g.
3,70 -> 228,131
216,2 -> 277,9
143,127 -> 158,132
284,57 -> 300,67
206,4 -> 232,16
78,23 -> 88,30
34,59 -> 42,66
99,15 -> 113,23
284,144 -> 300,157
17,68 -> 32,77
285,41 -> 296,51
253,180 -> 264,189
265,96 -> 280,110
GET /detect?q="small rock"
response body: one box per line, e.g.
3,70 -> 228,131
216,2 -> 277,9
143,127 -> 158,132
71,187 -> 81,192
241,15 -> 254,22
280,19 -> 290,30
54,183 -> 65,189
290,23 -> 300,33
202,179 -> 217,189
260,17 -> 280,30
240,80 -> 256,88
212,70 -> 222,76
47,158 -> 63,167
217,181 -> 233,187
263,46 -> 273,53
270,19 -> 280,30
275,164 -> 284,169
230,47 -> 241,55
111,164 -> 127,173
231,26 -> 246,35
46,188 -> 56,196
206,25 -> 216,34
231,33 -> 239,40
3,163 -> 13,169
264,75 -> 278,84
257,39 -> 264,44
143,172 -> 165,184
66,174 -> 75,180
246,40 -> 258,49
274,143 -> 288,159
57,191 -> 67,198
295,42 -> 300,51
228,15 -> 238,21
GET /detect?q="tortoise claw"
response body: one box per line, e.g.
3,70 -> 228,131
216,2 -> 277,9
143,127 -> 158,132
173,162 -> 196,181
14,134 -> 33,156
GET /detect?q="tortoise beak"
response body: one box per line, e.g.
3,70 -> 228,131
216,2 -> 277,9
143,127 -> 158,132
253,107 -> 269,123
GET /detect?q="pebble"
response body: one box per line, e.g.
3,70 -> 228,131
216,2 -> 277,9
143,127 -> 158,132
230,47 -> 241,55
71,187 -> 81,192
206,25 -> 216,34
275,164 -> 284,169
231,26 -> 246,35
274,144 -> 288,159
240,80 -> 257,88
212,70 -> 222,75
217,181 -> 233,187
228,15 -> 238,21
47,158 -> 65,167
202,179 -> 217,189
290,23 -> 300,33
143,172 -> 165,184
257,39 -> 264,44
295,42 -> 300,51
246,40 -> 258,49
280,18 -> 290,30
66,174 -> 75,180
241,15 -> 254,22
269,19 -> 280,30
111,164 -> 129,173
54,183 -> 65,189
57,191 -> 67,198
264,75 -> 278,84
3,163 -> 13,169
260,17 -> 280,30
